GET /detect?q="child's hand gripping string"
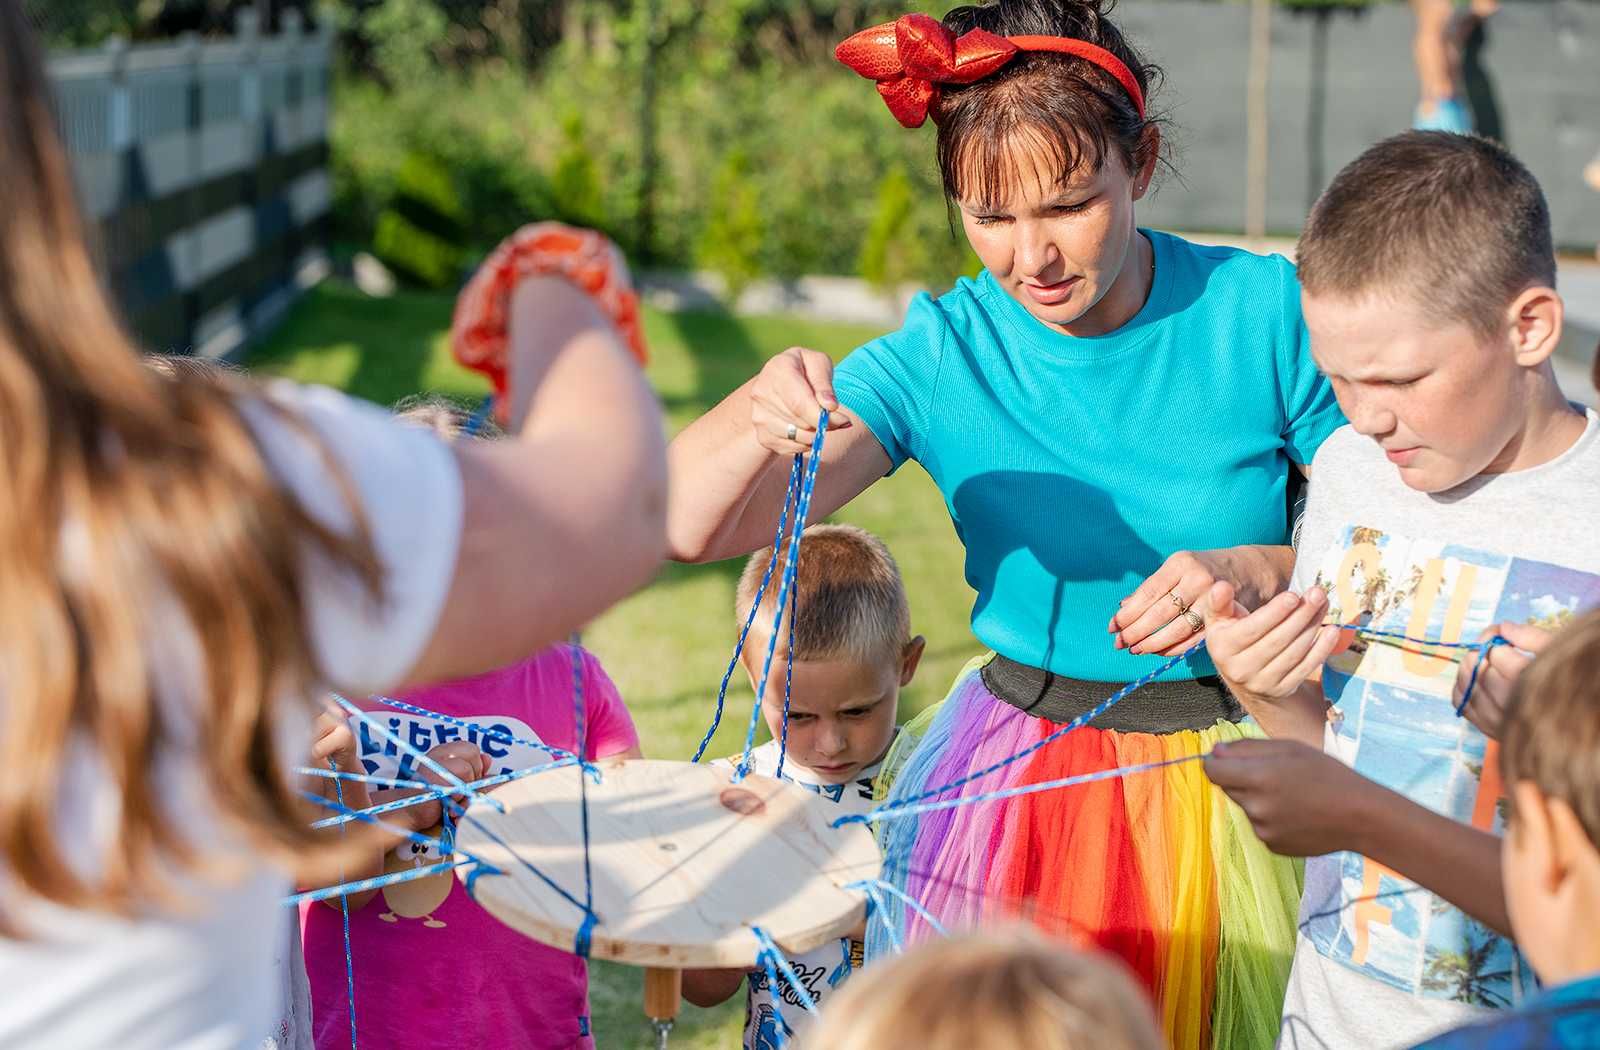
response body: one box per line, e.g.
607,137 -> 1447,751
1203,738 -> 1372,856
1451,621 -> 1552,740
1205,581 -> 1342,746
399,742 -> 491,833
1204,736 -> 1513,936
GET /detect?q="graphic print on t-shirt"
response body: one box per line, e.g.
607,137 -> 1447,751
1300,525 -> 1600,1007
349,709 -> 554,925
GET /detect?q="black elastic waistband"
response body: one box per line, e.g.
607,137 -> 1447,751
981,654 -> 1243,733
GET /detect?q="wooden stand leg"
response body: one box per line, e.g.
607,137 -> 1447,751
644,967 -> 682,1049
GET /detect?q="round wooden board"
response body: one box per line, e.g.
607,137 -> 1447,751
454,758 -> 882,968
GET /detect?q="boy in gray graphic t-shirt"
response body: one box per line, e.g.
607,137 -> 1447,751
1199,132 -> 1600,1050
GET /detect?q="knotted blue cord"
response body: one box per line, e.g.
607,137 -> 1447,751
837,753 -> 1207,828
309,759 -> 580,830
750,924 -> 819,1047
693,455 -> 803,764
327,762 -> 358,1050
287,857 -> 479,908
846,877 -> 950,953
737,413 -> 828,781
775,562 -> 800,782
569,637 -> 596,958
866,625 -> 1509,825
296,767 -> 432,791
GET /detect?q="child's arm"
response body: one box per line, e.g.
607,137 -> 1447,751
681,968 -> 747,1009
1204,581 -> 1341,747
301,714 -> 383,911
1204,739 -> 1511,937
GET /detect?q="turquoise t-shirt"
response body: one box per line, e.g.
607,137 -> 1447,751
833,229 -> 1345,682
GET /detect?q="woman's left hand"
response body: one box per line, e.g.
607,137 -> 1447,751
1110,545 -> 1295,657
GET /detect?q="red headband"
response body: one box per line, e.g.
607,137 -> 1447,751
835,13 -> 1145,130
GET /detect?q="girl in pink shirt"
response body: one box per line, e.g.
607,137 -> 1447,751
301,400 -> 641,1049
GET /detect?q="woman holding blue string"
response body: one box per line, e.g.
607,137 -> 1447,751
667,3 -> 1344,1048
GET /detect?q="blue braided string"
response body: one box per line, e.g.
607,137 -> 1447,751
297,789 -> 493,870
775,558 -> 800,782
693,455 -> 803,763
296,767 -> 431,791
871,624 -> 1508,821
1456,635 -> 1511,715
838,753 -> 1207,827
846,878 -> 949,949
327,762 -> 357,1050
330,696 -> 505,813
750,924 -> 819,1047
570,637 -> 596,958
853,882 -> 901,954
309,759 -> 580,830
446,795 -> 595,923
287,857 -> 478,907
876,640 -> 1206,814
737,412 -> 829,781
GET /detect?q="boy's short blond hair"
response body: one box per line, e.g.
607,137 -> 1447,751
1296,131 -> 1554,338
1500,610 -> 1600,852
736,524 -> 910,667
799,926 -> 1162,1050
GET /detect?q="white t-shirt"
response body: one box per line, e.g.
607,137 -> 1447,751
1278,410 -> 1600,1049
0,382 -> 463,1050
713,738 -> 887,1050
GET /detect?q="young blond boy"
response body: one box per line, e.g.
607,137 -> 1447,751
1201,131 -> 1600,1048
682,524 -> 925,1049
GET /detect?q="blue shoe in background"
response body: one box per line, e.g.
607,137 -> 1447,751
1414,97 -> 1473,133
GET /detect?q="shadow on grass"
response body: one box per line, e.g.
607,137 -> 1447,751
248,281 -> 466,407
658,306 -> 770,418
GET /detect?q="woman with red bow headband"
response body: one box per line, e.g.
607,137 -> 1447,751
669,3 -> 1343,1047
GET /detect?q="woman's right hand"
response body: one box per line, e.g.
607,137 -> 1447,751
749,347 -> 853,456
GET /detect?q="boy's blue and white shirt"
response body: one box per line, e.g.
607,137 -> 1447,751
714,737 -> 888,1050
1279,412 -> 1600,1050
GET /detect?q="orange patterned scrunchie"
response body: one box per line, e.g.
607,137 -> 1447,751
451,223 -> 648,411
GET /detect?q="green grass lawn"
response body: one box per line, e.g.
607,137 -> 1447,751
249,281 -> 980,1048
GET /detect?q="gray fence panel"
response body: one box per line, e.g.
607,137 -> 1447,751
49,12 -> 332,360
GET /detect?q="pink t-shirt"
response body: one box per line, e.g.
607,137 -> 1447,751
303,645 -> 639,1050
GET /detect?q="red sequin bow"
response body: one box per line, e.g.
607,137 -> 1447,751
451,223 -> 647,415
835,13 -> 1145,129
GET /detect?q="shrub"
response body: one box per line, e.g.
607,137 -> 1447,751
372,152 -> 465,288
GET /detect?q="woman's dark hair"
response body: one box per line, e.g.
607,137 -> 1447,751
934,0 -> 1167,209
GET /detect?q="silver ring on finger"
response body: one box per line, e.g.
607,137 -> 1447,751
1168,591 -> 1190,614
1182,610 -> 1204,633
785,422 -> 798,442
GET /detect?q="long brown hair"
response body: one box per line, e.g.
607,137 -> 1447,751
0,6 -> 380,928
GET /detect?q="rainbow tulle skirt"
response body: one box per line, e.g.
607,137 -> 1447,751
870,657 -> 1302,1050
